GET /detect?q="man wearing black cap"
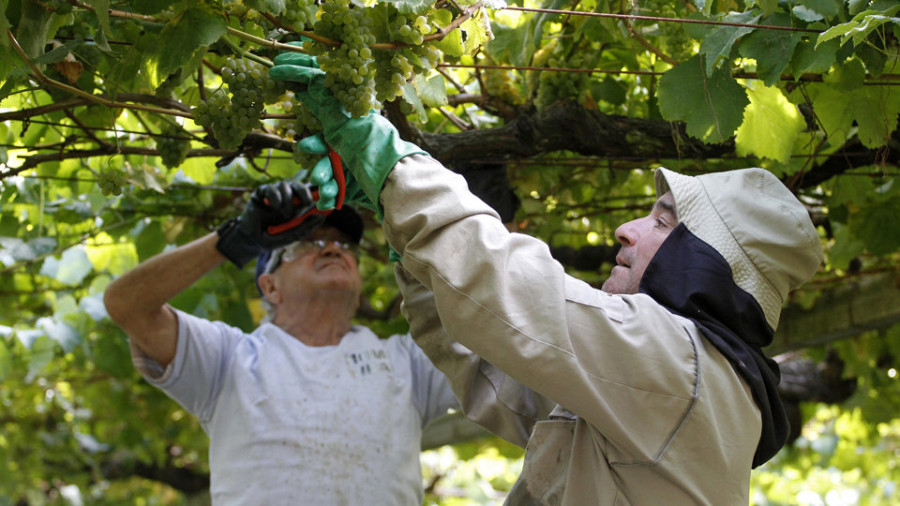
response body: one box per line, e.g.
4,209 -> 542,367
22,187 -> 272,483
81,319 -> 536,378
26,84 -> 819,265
103,182 -> 458,504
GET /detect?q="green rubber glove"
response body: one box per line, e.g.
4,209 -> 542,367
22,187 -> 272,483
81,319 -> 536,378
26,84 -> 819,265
294,133 -> 375,212
270,49 -> 427,219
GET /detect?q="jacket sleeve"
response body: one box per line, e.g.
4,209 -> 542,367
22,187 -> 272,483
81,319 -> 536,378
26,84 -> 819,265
382,155 -> 700,462
395,264 -> 555,447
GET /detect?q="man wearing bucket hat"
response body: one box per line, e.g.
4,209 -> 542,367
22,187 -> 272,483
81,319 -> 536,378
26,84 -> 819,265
271,52 -> 824,505
103,182 -> 457,504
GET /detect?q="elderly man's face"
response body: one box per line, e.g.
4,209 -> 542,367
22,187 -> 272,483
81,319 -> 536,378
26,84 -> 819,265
602,192 -> 678,295
260,226 -> 362,306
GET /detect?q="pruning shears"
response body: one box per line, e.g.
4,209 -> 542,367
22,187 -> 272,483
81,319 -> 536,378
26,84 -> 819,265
266,145 -> 346,236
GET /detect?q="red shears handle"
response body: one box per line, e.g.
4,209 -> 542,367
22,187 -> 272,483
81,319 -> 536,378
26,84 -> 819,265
265,145 -> 346,235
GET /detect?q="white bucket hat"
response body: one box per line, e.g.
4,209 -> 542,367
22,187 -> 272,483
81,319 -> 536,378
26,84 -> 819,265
655,167 -> 823,331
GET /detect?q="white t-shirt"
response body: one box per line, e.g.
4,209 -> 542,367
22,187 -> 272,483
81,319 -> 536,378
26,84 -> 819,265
132,310 -> 458,505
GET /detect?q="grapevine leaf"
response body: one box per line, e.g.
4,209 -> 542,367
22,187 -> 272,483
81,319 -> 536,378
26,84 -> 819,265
737,13 -> 802,86
824,57 -> 866,90
461,9 -> 493,55
0,9 -> 10,49
797,0 -> 842,19
416,74 -> 448,107
127,164 -> 168,194
828,222 -> 865,271
851,86 -> 900,148
850,192 -> 900,255
401,83 -> 428,123
843,13 -> 900,47
25,336 -> 56,381
0,337 -> 10,381
433,9 -> 465,57
383,0 -> 432,13
131,0 -> 180,15
758,0 -> 779,16
87,0 -> 112,35
155,8 -> 227,80
246,0 -> 287,14
38,317 -> 80,353
791,38 -> 839,75
848,0 -> 871,15
32,40 -> 85,65
657,55 -> 749,143
699,11 -> 760,75
808,84 -> 855,144
80,294 -> 108,322
40,247 -> 94,286
488,22 -> 528,66
735,84 -> 804,164
856,43 -> 887,77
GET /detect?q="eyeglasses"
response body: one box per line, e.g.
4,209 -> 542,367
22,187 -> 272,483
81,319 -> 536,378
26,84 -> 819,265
275,238 -> 360,267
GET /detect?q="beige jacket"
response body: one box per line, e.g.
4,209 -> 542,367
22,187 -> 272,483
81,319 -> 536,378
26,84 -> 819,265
384,155 -> 761,505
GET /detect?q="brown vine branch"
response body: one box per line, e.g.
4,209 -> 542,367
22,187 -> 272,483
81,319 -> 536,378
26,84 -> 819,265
438,63 -> 900,84
6,30 -> 195,118
501,6 -> 822,33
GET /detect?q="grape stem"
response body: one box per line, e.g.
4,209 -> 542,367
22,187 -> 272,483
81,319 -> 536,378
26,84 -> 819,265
6,29 -> 194,119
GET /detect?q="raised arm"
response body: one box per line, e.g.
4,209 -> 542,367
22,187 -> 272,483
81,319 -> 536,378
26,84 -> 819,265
103,234 -> 224,366
104,181 -> 322,367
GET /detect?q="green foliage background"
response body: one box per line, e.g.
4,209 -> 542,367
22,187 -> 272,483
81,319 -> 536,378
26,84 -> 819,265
1,0 -> 899,504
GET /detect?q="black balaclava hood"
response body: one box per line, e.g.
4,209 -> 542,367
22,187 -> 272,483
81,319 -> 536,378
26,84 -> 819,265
640,223 -> 789,468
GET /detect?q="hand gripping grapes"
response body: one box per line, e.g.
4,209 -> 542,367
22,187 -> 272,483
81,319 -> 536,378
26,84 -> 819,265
269,50 -> 425,219
215,180 -> 325,267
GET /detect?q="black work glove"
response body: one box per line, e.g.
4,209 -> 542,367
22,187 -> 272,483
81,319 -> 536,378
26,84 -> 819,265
216,181 -> 325,267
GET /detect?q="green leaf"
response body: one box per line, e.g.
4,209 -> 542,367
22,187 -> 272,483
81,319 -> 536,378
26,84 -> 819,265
31,40 -> 85,65
758,0 -> 780,16
797,0 -> 842,19
38,317 -> 80,353
699,11 -> 760,75
155,8 -> 227,80
87,0 -> 112,35
828,222 -> 866,271
850,194 -> 900,255
657,55 -> 750,143
735,84 -> 804,163
24,335 -> 57,381
808,84 -> 855,144
401,82 -> 428,123
487,22 -> 526,66
851,86 -> 900,148
432,10 -> 465,57
383,0 -> 432,13
591,77 -> 627,106
245,0 -> 287,14
737,14 -> 803,86
791,38 -> 839,76
461,9 -> 493,56
0,8 -> 11,49
416,74 -> 448,107
40,247 -> 93,286
132,0 -> 180,15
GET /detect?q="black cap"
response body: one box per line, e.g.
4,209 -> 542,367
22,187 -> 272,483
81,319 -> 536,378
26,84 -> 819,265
255,206 -> 364,292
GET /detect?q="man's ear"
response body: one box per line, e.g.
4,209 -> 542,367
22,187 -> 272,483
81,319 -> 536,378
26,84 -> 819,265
257,273 -> 282,305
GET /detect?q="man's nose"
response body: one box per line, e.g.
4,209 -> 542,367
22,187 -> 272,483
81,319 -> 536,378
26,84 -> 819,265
615,219 -> 639,246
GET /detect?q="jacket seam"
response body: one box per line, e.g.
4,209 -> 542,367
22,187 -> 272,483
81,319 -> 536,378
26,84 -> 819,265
407,253 -> 697,403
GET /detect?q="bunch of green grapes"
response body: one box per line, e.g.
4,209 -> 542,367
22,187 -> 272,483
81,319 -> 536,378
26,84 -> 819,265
482,67 -> 525,105
307,1 -> 377,117
97,170 -> 127,196
279,0 -> 319,32
193,89 -> 249,150
535,49 -> 595,108
221,58 -> 286,106
193,58 -> 286,150
156,123 -> 191,169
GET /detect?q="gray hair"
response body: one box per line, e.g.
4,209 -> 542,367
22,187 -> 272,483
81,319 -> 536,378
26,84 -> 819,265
258,245 -> 289,324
